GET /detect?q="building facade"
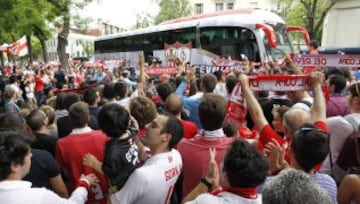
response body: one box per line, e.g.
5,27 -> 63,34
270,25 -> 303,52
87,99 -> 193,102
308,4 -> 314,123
188,0 -> 278,15
46,22 -> 125,62
45,32 -> 96,62
322,0 -> 360,47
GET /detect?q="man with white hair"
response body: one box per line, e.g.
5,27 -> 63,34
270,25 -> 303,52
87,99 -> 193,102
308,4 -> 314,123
262,169 -> 331,204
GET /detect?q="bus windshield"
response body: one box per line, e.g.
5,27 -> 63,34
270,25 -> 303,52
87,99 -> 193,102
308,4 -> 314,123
200,27 -> 260,62
261,23 -> 293,61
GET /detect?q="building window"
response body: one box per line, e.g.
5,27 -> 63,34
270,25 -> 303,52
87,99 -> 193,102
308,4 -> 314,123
195,3 -> 203,14
216,3 -> 224,11
227,2 -> 234,10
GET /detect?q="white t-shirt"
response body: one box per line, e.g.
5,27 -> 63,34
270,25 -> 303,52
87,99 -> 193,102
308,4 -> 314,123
25,85 -> 35,100
0,180 -> 87,204
111,149 -> 182,204
116,97 -> 131,107
185,192 -> 262,204
320,114 -> 360,175
214,82 -> 228,99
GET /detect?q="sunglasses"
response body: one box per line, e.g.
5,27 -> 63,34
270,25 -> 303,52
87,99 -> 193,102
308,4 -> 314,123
295,127 -> 330,138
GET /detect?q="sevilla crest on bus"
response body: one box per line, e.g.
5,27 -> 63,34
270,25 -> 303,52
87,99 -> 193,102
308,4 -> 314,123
164,42 -> 192,67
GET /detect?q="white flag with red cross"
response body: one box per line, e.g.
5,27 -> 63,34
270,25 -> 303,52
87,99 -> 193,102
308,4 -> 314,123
10,35 -> 29,57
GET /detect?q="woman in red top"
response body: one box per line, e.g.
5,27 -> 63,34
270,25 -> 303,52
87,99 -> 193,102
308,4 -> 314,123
34,69 -> 45,106
75,68 -> 84,88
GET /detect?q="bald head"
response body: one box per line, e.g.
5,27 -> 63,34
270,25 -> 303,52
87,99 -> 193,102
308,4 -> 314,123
165,93 -> 183,117
283,108 -> 311,136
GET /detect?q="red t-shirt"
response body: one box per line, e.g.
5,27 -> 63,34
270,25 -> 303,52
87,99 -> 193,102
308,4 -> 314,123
181,120 -> 198,139
260,121 -> 327,169
34,75 -> 44,92
56,130 -> 109,204
177,135 -> 234,198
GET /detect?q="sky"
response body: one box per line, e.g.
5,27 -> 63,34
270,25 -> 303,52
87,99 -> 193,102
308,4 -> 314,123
79,0 -> 159,28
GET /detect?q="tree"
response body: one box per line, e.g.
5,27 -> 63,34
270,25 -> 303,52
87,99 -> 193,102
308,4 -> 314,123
155,0 -> 192,24
83,41 -> 94,57
299,0 -> 338,41
134,13 -> 154,29
277,0 -> 338,41
30,36 -> 43,60
0,0 -> 54,63
46,0 -> 94,68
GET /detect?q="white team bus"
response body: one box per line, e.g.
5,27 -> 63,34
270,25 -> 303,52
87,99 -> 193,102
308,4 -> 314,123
94,9 -> 310,69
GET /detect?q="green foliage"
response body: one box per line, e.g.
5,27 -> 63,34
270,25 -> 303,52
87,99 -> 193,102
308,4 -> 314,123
277,0 -> 338,42
83,41 -> 94,57
73,15 -> 92,32
0,0 -> 49,40
155,0 -> 192,24
134,13 -> 154,29
30,36 -> 43,60
0,0 -> 54,62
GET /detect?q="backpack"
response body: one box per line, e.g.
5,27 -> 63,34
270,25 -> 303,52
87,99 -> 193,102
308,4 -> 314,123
330,114 -> 360,184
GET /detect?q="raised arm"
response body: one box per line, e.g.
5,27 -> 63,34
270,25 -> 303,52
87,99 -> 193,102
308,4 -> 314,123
238,74 -> 268,131
239,74 -> 285,146
285,54 -> 302,74
176,68 -> 195,97
310,71 -> 326,122
138,53 -> 146,84
176,60 -> 187,77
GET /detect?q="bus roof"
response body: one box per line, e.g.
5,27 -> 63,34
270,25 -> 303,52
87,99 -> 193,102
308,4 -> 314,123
95,9 -> 284,42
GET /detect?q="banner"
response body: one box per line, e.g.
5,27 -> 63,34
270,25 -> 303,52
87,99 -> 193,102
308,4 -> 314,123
145,66 -> 178,75
95,51 -> 142,68
211,58 -> 248,67
10,36 -> 29,57
84,60 -> 105,68
164,41 -> 192,66
145,64 -> 245,75
293,54 -> 360,68
248,75 -> 310,91
193,64 -> 244,74
103,59 -> 124,68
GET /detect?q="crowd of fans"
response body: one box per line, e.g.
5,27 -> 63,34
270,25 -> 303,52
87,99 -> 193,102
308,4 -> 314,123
0,54 -> 360,204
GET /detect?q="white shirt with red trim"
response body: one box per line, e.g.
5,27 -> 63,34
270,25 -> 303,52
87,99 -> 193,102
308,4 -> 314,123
185,192 -> 262,204
111,149 -> 182,204
0,180 -> 88,204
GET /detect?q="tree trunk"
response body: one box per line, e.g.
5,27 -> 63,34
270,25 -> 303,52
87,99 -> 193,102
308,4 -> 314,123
7,53 -> 15,65
26,35 -> 33,64
39,37 -> 48,63
0,51 -> 4,67
308,29 -> 316,41
58,12 -> 70,69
